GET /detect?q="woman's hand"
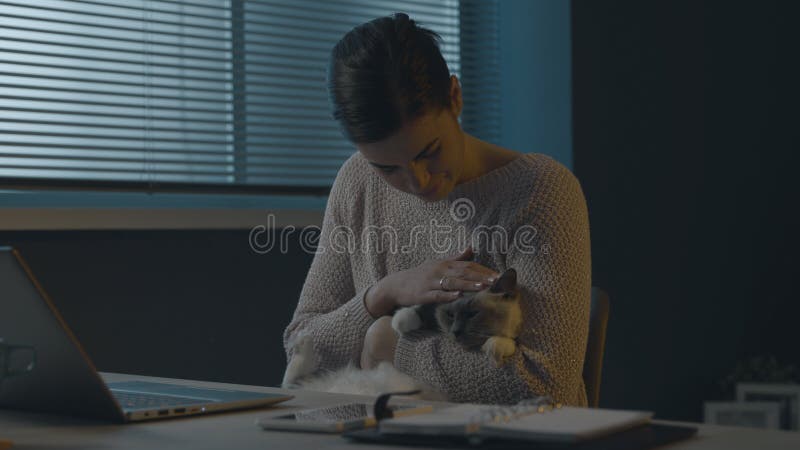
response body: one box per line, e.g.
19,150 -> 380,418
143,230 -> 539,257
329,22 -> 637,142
364,246 -> 499,317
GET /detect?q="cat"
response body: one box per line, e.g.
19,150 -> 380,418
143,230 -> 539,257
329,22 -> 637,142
391,268 -> 522,367
282,268 -> 522,399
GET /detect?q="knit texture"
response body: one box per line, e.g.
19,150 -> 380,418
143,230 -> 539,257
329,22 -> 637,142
283,152 -> 591,406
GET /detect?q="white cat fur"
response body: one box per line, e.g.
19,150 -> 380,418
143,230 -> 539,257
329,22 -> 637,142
282,332 -> 445,400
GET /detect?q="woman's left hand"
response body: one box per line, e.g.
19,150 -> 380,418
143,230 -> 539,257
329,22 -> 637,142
360,316 -> 398,369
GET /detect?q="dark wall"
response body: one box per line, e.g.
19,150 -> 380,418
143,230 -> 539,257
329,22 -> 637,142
572,0 -> 799,421
0,230 -> 311,387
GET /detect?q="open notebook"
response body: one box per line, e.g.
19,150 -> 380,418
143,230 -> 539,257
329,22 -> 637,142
377,399 -> 653,444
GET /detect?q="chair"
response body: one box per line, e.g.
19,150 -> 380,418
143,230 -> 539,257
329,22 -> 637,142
583,287 -> 610,408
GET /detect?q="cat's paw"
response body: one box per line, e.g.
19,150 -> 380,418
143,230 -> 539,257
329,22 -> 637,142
481,336 -> 517,367
391,307 -> 422,335
282,332 -> 319,388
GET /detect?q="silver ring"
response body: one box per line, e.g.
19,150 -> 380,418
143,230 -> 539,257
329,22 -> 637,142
439,276 -> 448,291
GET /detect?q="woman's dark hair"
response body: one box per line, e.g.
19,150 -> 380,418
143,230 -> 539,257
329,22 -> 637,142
327,13 -> 452,144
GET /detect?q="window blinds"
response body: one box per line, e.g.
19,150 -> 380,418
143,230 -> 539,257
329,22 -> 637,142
0,0 -> 498,193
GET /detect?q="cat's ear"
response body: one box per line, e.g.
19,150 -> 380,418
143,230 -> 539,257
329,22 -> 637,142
489,268 -> 517,294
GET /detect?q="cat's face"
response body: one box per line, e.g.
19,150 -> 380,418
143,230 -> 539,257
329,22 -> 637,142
434,268 -> 521,349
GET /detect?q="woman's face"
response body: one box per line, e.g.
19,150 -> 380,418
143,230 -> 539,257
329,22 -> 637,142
356,102 -> 466,202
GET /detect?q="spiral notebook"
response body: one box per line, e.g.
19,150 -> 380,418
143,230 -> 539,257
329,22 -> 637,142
376,398 -> 653,444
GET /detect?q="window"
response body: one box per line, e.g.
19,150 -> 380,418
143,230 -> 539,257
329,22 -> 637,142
0,0 -> 498,195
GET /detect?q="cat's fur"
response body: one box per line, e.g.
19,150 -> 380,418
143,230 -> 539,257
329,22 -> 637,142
282,331 -> 445,399
282,268 -> 522,399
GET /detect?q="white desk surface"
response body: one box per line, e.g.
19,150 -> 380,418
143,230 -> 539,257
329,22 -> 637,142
1,372 -> 799,450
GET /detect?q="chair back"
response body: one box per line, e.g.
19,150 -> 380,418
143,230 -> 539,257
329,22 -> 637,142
583,287 -> 610,408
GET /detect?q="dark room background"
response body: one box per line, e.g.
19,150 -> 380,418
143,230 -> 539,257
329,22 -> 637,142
1,0 -> 797,422
571,0 -> 798,421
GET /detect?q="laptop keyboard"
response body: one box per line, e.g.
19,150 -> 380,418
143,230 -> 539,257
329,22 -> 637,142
112,391 -> 210,410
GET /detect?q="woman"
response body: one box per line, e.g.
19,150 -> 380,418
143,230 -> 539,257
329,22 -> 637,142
283,13 -> 591,406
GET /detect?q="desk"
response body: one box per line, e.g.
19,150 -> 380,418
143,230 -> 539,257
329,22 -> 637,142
1,373 -> 799,450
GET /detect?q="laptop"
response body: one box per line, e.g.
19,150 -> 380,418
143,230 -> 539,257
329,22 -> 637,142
0,246 -> 293,422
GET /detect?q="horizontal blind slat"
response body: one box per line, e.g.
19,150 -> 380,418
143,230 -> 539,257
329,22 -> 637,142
0,2 -> 232,33
0,153 -> 342,170
0,19 -> 232,49
2,0 -> 232,23
0,142 -> 354,159
3,38 -> 232,65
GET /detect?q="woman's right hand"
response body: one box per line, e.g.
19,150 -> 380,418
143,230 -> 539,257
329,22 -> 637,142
364,246 -> 500,317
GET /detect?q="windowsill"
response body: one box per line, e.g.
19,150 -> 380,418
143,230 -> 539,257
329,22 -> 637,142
0,190 -> 327,230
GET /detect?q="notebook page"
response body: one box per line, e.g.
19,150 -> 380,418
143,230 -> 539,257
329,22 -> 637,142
481,407 -> 653,443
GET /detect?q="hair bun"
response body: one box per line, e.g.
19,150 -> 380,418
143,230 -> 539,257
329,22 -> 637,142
393,12 -> 415,38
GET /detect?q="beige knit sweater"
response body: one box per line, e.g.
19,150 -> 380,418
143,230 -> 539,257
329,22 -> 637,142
283,151 -> 591,406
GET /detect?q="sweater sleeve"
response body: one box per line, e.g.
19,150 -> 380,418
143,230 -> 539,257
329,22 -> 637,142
282,158 -> 376,371
394,160 -> 592,405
